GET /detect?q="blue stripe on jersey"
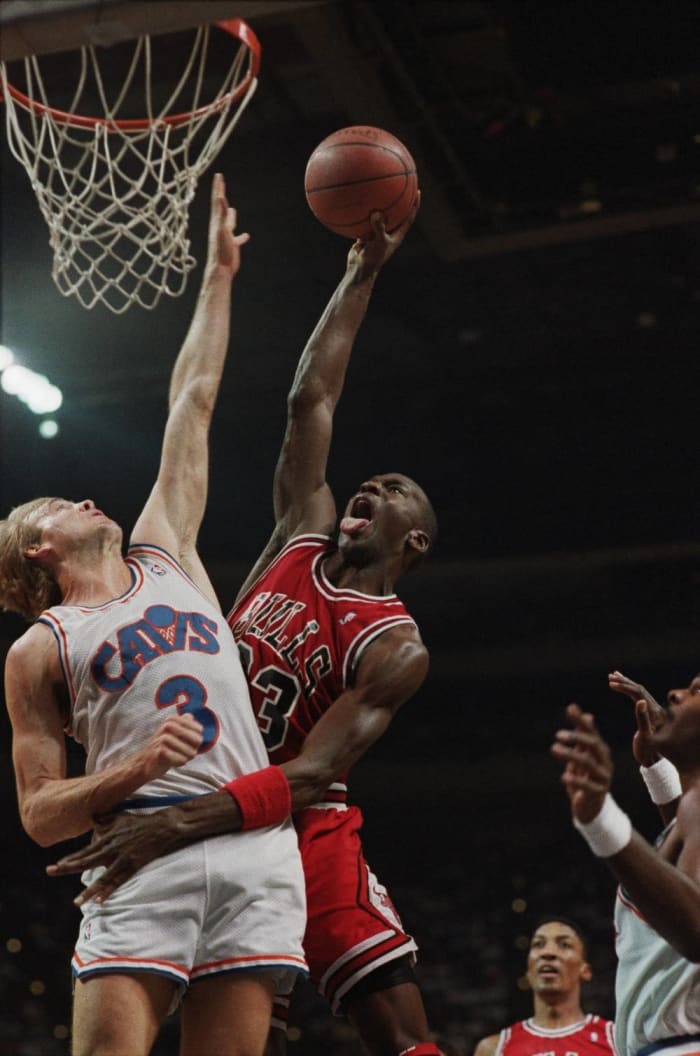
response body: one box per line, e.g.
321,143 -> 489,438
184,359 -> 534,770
637,1036 -> 700,1056
113,793 -> 206,811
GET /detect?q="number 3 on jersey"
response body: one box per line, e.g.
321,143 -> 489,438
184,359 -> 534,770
238,641 -> 299,751
155,674 -> 219,752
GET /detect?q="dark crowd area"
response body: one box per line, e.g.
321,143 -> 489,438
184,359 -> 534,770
0,670 -> 667,1055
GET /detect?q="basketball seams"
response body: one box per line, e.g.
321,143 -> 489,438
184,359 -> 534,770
308,180 -> 416,234
306,170 -> 415,195
305,143 -> 415,192
304,125 -> 418,239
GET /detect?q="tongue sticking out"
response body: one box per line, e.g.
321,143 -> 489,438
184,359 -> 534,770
340,516 -> 370,537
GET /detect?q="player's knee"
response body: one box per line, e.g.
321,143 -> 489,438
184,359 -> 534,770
341,954 -> 418,1005
264,1025 -> 287,1056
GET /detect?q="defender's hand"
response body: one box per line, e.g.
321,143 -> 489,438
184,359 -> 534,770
140,713 -> 203,781
551,703 -> 613,823
208,172 -> 250,277
608,670 -> 667,766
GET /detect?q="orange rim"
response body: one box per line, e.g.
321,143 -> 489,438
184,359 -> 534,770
0,17 -> 262,131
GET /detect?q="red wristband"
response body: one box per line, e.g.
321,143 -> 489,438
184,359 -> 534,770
223,765 -> 291,830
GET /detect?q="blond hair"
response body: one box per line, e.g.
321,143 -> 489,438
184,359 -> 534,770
0,498 -> 62,621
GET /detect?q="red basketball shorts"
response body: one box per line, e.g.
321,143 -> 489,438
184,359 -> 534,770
289,804 -> 417,1014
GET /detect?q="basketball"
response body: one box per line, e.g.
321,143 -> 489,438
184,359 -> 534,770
304,126 -> 418,239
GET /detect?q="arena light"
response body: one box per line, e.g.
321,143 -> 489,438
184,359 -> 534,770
0,355 -> 63,415
39,419 -> 60,439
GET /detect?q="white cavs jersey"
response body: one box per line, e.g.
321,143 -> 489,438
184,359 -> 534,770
41,544 -> 308,993
615,879 -> 700,1056
39,544 -> 270,798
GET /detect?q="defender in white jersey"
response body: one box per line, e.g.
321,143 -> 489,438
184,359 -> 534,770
0,176 -> 306,1056
551,675 -> 700,1056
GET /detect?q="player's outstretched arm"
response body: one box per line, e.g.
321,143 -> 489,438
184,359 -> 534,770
48,625 -> 428,903
551,703 -> 700,961
237,198 -> 421,592
6,624 -> 203,847
132,173 -> 249,603
608,669 -> 680,824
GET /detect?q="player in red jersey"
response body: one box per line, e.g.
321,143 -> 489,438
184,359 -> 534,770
473,918 -> 615,1056
49,198 -> 446,1056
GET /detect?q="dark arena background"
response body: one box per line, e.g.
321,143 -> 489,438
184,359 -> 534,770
2,2 -> 700,1053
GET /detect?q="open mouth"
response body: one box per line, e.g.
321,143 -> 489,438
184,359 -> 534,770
351,497 -> 373,520
340,496 -> 374,538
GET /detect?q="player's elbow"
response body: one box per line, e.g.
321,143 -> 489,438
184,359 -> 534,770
286,761 -> 339,811
21,808 -> 57,847
175,376 -> 219,420
286,368 -> 331,419
20,796 -> 70,847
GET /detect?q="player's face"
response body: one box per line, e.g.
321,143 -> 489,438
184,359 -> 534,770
652,674 -> 700,759
338,473 -> 428,560
526,922 -> 591,999
29,498 -> 121,556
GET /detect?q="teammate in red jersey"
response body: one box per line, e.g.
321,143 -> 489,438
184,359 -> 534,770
49,197 -> 446,1056
473,918 -> 615,1056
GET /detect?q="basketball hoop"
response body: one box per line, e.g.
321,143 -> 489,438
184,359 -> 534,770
0,19 -> 261,313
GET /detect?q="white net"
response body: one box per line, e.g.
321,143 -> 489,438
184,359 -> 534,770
0,21 -> 260,313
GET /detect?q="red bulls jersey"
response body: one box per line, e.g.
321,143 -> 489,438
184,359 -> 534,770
495,1017 -> 616,1056
227,534 -> 417,793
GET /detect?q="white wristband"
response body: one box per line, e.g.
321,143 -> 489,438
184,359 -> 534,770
573,793 -> 632,857
640,757 -> 682,805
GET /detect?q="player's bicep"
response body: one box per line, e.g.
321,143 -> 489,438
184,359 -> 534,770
352,626 -> 430,711
5,632 -> 69,805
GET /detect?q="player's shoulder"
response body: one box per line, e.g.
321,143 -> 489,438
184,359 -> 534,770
378,619 -> 428,655
581,1017 -> 616,1051
6,619 -> 55,663
675,784 -> 700,829
473,1031 -> 502,1056
364,622 -> 429,683
4,620 -> 62,695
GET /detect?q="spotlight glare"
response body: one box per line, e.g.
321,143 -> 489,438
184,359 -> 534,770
0,344 -> 14,371
1,364 -> 30,395
39,419 -> 59,439
1,364 -> 63,415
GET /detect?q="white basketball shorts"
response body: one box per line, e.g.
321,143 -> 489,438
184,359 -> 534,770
72,821 -> 307,1006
